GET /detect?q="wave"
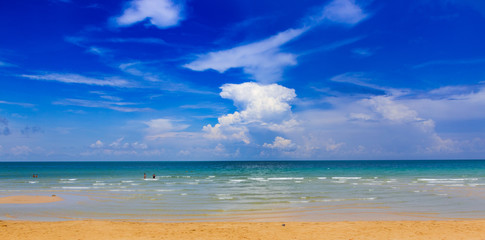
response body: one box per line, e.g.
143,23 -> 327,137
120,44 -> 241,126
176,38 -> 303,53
332,177 -> 362,180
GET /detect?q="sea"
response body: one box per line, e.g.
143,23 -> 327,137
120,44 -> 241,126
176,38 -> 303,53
1,160 -> 485,222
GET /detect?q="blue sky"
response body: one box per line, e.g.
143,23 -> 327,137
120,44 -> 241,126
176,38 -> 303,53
1,0 -> 485,160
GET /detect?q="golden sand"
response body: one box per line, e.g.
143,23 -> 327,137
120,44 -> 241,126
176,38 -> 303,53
1,220 -> 485,240
1,195 -> 484,239
0,195 -> 64,204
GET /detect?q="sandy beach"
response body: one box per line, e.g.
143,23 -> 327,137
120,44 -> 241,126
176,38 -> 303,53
0,195 -> 64,204
1,220 -> 485,240
2,195 -> 484,239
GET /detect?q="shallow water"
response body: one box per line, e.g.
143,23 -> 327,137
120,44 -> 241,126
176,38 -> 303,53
1,160 -> 485,221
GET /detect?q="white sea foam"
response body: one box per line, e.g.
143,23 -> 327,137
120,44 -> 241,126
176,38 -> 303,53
332,177 -> 362,180
317,177 -> 327,180
59,181 -> 75,184
122,180 -> 134,183
230,179 -> 246,183
28,181 -> 38,184
216,194 -> 234,200
249,177 -> 267,182
268,177 -> 304,181
218,197 -> 233,200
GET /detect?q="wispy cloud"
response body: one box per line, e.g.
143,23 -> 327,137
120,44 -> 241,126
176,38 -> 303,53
413,58 -> 485,69
119,62 -> 216,94
65,36 -> 167,45
115,0 -> 184,29
108,37 -> 167,45
20,73 -> 133,88
329,72 -> 385,91
184,28 -> 306,83
319,0 -> 368,25
299,36 -> 364,56
144,118 -> 190,140
184,0 -> 368,83
352,48 -> 373,56
0,61 -> 16,68
0,100 -> 35,108
53,98 -> 152,112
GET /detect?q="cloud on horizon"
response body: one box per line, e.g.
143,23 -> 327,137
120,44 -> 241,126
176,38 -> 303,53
203,82 -> 297,144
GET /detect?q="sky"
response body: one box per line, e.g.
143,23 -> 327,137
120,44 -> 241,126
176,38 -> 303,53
1,0 -> 485,161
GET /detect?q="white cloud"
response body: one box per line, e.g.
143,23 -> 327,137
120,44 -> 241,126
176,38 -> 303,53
145,118 -> 190,140
119,62 -> 216,95
203,82 -> 297,143
90,140 -> 104,148
21,73 -> 132,87
364,96 -> 421,122
263,136 -> 295,150
0,100 -> 35,108
116,0 -> 184,29
87,46 -> 109,56
0,61 -> 15,67
86,138 -> 150,156
53,98 -> 152,112
406,86 -> 485,121
184,28 -> 306,83
11,146 -> 32,156
320,0 -> 367,25
220,82 -> 296,122
183,0 -> 367,83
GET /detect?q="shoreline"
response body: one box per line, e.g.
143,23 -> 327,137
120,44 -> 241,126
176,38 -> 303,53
1,219 -> 485,240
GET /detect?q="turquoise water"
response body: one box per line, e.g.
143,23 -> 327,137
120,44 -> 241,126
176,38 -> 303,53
1,160 -> 485,221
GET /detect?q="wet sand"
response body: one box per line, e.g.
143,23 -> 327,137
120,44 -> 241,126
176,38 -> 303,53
0,195 -> 64,204
1,220 -> 485,240
1,195 -> 485,239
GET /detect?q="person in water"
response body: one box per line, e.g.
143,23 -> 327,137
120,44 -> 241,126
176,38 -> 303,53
153,174 -> 156,179
144,173 -> 146,179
